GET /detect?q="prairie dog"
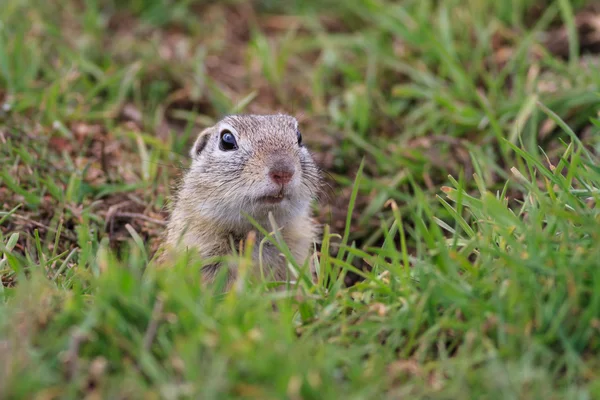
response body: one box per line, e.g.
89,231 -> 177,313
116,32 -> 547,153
161,114 -> 321,287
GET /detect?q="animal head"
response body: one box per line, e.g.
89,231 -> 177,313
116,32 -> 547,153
182,114 -> 321,232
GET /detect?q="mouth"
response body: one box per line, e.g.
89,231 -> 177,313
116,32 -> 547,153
258,193 -> 286,204
257,188 -> 287,205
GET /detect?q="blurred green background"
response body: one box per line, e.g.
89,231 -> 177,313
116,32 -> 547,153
1,0 -> 599,398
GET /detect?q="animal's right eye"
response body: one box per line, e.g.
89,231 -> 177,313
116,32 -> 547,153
219,130 -> 238,151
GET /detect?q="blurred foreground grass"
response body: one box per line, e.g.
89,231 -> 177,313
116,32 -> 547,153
1,0 -> 600,398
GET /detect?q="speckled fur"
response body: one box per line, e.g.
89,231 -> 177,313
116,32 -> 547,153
159,114 -> 321,288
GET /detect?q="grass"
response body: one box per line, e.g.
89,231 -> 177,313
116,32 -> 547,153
1,0 -> 600,398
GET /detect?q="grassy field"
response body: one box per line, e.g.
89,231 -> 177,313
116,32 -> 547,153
1,0 -> 600,398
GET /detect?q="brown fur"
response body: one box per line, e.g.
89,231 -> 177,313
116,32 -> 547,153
157,114 -> 321,290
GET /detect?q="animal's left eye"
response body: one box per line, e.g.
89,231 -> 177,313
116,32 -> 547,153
219,130 -> 238,151
297,130 -> 303,146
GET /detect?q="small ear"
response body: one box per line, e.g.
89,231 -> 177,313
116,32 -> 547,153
190,128 -> 212,158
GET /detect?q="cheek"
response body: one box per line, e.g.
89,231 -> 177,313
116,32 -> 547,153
240,157 -> 270,183
242,162 -> 269,185
210,151 -> 247,174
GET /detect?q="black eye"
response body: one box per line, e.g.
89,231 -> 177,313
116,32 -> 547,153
219,130 -> 238,151
297,130 -> 303,146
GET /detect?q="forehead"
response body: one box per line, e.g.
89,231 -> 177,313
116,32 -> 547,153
221,114 -> 298,136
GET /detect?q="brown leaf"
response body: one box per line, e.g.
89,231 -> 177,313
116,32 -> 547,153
49,137 -> 73,153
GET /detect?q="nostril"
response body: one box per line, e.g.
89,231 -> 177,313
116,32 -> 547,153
269,169 -> 294,185
269,161 -> 295,186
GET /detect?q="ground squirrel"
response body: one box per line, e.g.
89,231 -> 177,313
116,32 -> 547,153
160,114 -> 322,288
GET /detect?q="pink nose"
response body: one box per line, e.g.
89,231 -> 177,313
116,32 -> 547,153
269,160 -> 295,186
